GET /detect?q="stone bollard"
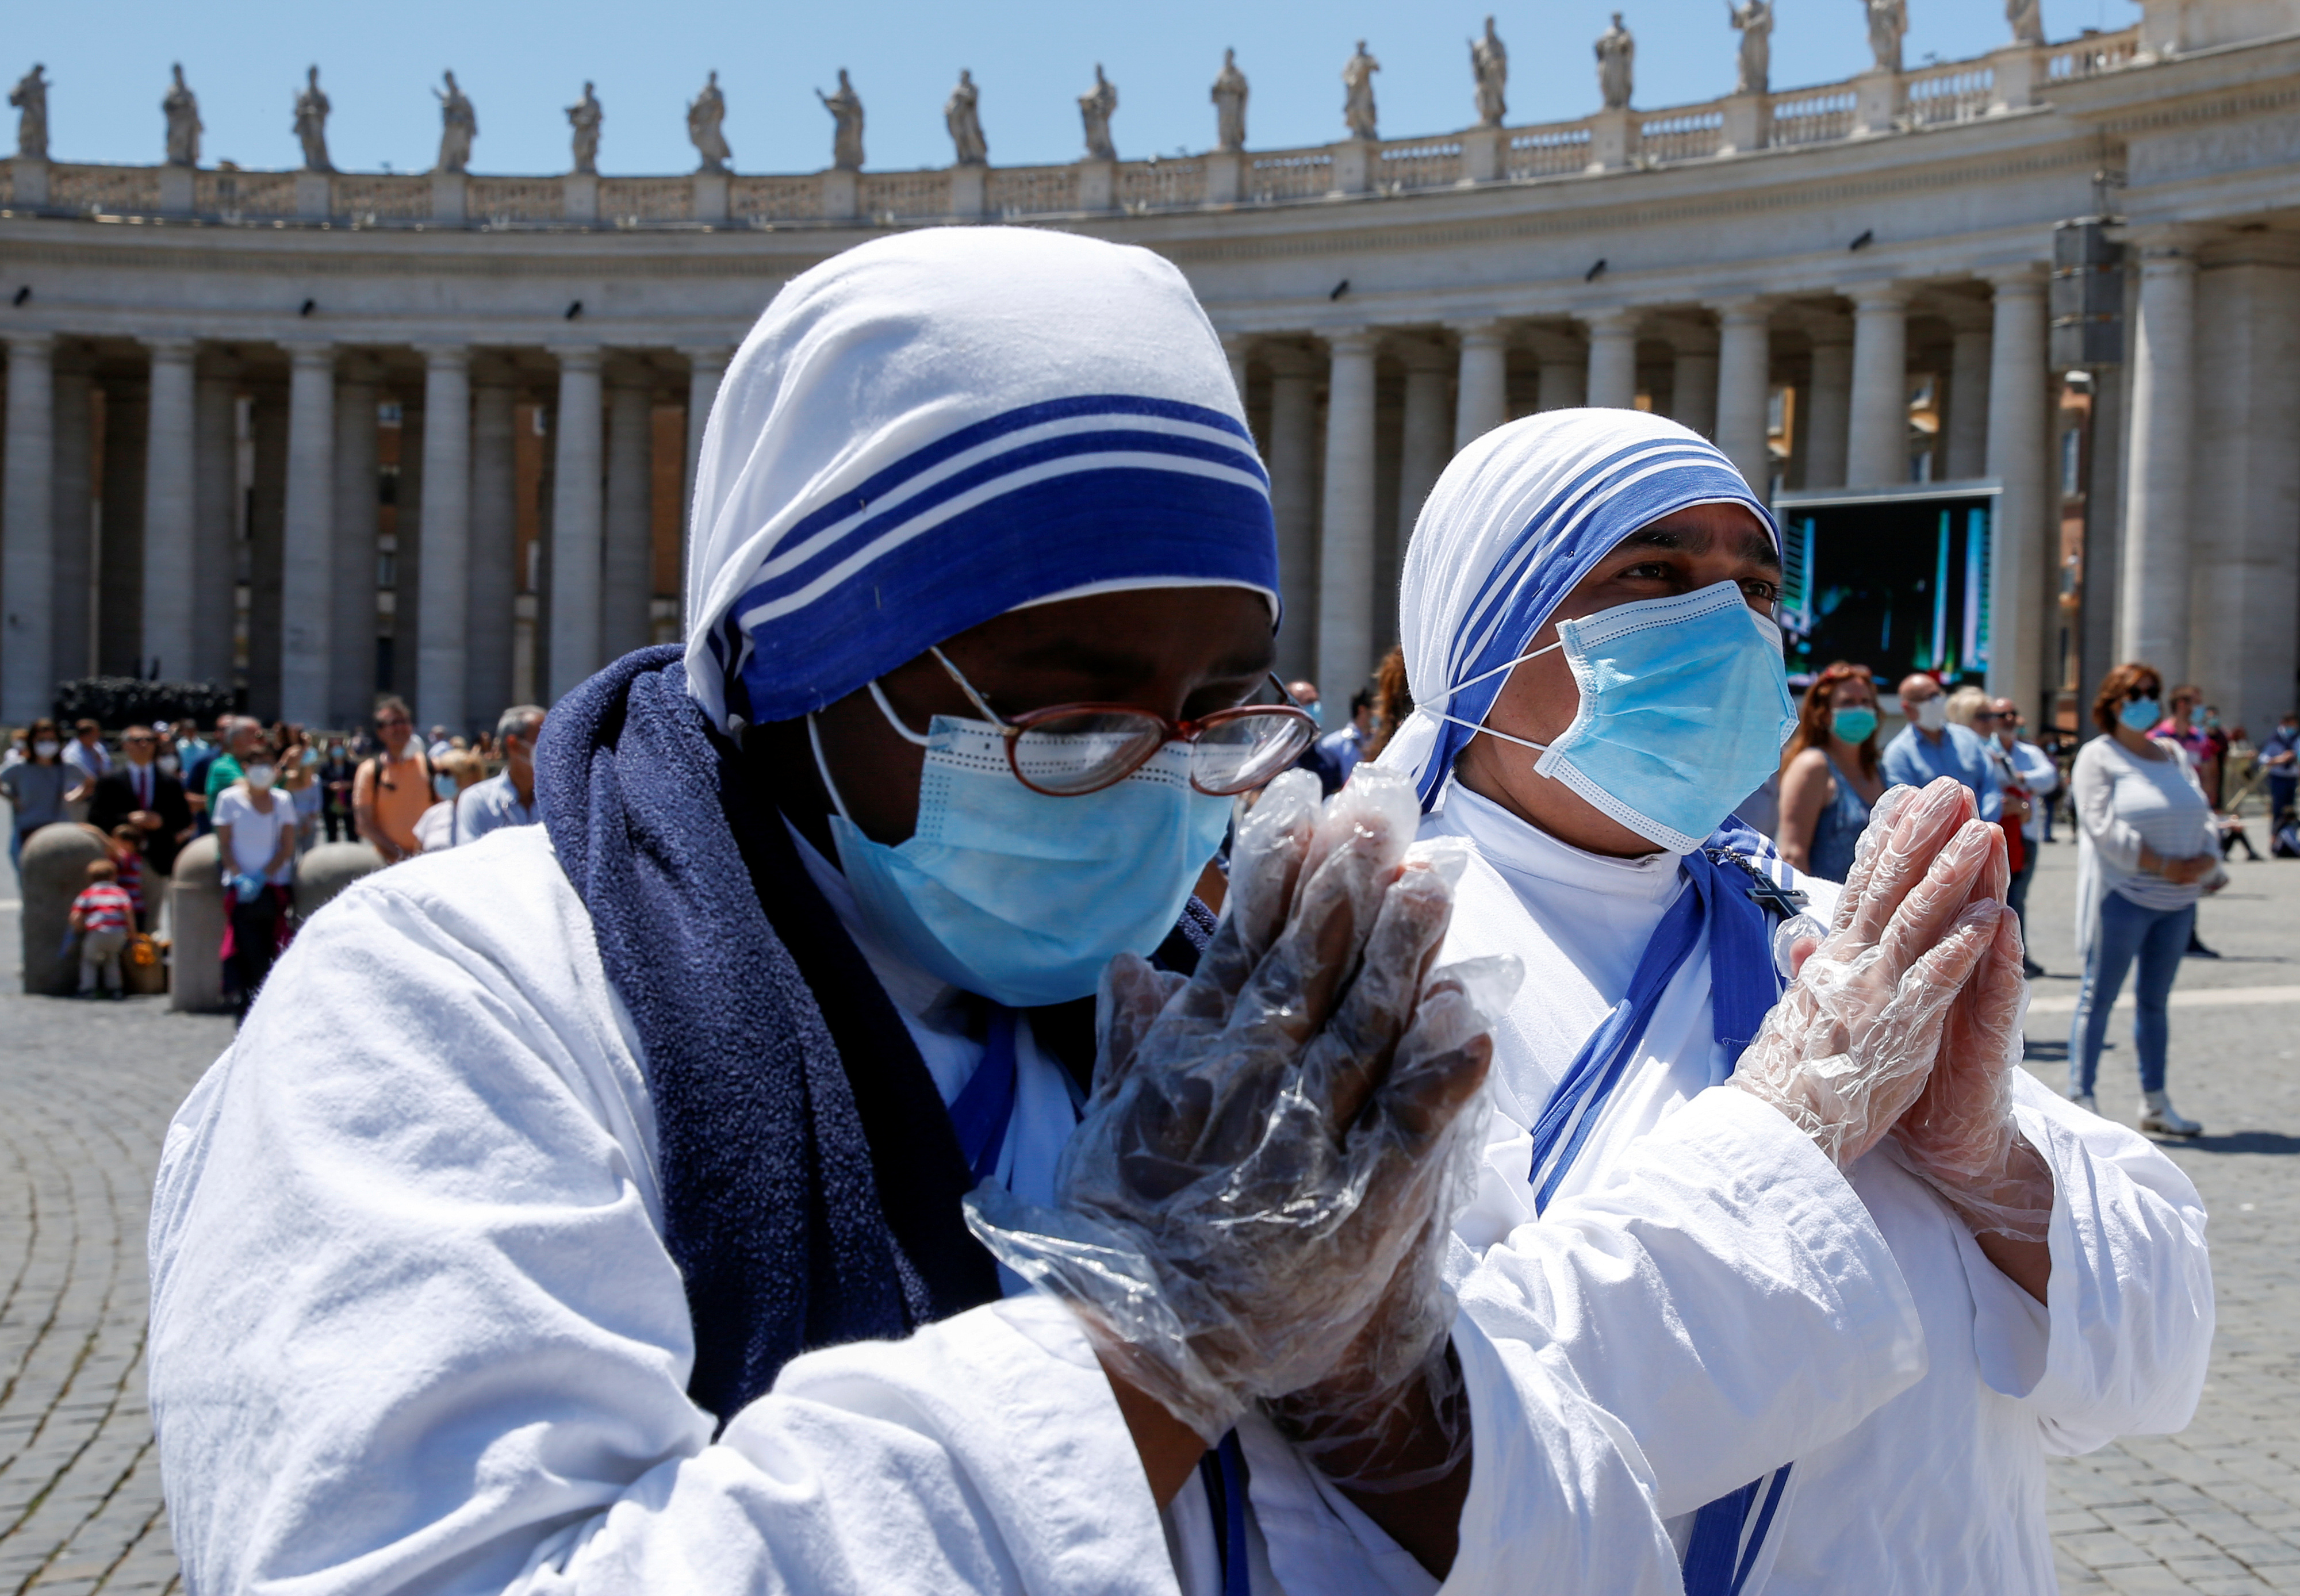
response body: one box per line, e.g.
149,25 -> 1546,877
21,823 -> 112,996
170,835 -> 229,1014
294,842 -> 385,922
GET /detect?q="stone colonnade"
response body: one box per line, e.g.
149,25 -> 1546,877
0,337 -> 731,730
1226,268 -> 2061,713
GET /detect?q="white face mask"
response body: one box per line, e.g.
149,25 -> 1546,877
245,764 -> 277,791
1912,696 -> 1950,734
32,740 -> 59,759
156,755 -> 179,774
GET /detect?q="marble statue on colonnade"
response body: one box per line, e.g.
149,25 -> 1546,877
1729,0 -> 1773,95
1078,64 -> 1118,160
688,71 -> 731,173
1211,49 -> 1248,151
434,70 -> 477,174
567,81 -> 601,175
10,64 -> 49,160
1342,41 -> 1379,140
294,66 -> 331,171
945,71 -> 987,165
819,70 -> 864,171
162,63 -> 201,167
1471,17 -> 1508,128
1865,0 -> 1908,72
1597,13 -> 1635,110
2006,0 -> 2046,44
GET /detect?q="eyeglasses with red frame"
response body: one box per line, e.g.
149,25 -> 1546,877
883,646 -> 1320,797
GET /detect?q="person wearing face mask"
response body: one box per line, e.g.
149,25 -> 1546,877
0,718 -> 75,869
89,724 -> 196,878
1881,673 -> 2003,821
1984,697 -> 2058,976
1381,409 -> 2211,1595
1774,661 -> 1887,880
409,748 -> 486,852
148,230 -> 1963,1596
2261,709 -> 2300,837
211,742 -> 297,1022
2068,663 -> 2225,1135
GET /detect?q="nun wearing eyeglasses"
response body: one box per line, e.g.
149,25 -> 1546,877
148,233 -> 1954,1596
1390,410 -> 2214,1595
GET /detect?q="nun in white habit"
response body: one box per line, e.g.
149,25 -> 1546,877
149,233 -> 1953,1596
1391,409 -> 2214,1595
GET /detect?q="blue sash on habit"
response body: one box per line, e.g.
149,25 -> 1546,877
1524,819 -> 1805,1596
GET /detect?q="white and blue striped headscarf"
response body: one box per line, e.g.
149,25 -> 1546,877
1381,409 -> 1776,810
684,227 -> 1278,730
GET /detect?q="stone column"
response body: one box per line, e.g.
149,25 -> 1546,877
467,380 -> 519,725
1584,309 -> 1640,410
51,365 -> 94,686
393,400 -> 425,704
1713,300 -> 1773,494
192,360 -> 239,686
416,346 -> 472,732
2186,257 -> 2300,735
1264,350 -> 1321,682
1534,332 -> 1587,412
1845,284 -> 1912,488
98,379 -> 150,679
1668,328 -> 1720,441
603,373 -> 655,662
678,346 -> 730,605
1398,343 -> 1454,546
1317,331 -> 1379,698
139,339 -> 200,681
244,390 -> 287,719
1945,322 -> 1992,480
328,368 -> 379,726
548,348 -> 605,701
280,344 -> 336,727
2118,237 -> 2196,673
2,335 -> 55,723
1801,318 -> 1853,489
1450,320 -> 1511,451
1983,268 -> 2049,713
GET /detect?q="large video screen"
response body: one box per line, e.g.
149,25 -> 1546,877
1772,487 -> 1996,688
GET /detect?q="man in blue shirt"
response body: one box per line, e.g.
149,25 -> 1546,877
1880,673 -> 2001,820
452,705 -> 545,846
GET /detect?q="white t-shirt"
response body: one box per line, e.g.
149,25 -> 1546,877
213,787 -> 294,883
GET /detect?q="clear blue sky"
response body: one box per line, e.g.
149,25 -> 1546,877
17,0 -> 2132,177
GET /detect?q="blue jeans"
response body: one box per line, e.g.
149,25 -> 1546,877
2069,890 -> 2194,1096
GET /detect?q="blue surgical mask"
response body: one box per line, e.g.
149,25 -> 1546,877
1830,706 -> 1879,745
432,773 -> 458,800
810,705 -> 1233,1008
1442,580 -> 1797,854
1305,699 -> 1325,728
2121,696 -> 2161,731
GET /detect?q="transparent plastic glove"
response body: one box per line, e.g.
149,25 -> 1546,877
966,766 -> 1515,1442
1262,951 -> 1520,1492
1889,875 -> 2056,1239
1732,777 -> 2007,1169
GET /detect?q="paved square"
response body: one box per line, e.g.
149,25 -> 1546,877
0,827 -> 2289,1591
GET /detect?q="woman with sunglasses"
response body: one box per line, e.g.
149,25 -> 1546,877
150,230 -> 1950,1596
2068,662 -> 2224,1135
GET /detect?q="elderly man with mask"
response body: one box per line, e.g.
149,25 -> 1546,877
151,233 -> 1983,1595
1883,672 -> 2002,819
1382,410 -> 2212,1595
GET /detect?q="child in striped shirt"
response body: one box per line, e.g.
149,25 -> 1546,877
70,859 -> 135,999
108,825 -> 147,927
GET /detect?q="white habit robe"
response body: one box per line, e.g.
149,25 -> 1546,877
1429,780 -> 2215,1595
147,824 -> 1934,1596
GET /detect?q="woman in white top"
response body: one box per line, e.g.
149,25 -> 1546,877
2069,661 -> 2224,1135
411,749 -> 484,852
212,747 -> 297,1022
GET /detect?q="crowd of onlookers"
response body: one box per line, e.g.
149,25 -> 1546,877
1,696 -> 546,1016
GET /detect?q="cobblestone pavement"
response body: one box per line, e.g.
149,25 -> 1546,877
0,819 -> 2290,1592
